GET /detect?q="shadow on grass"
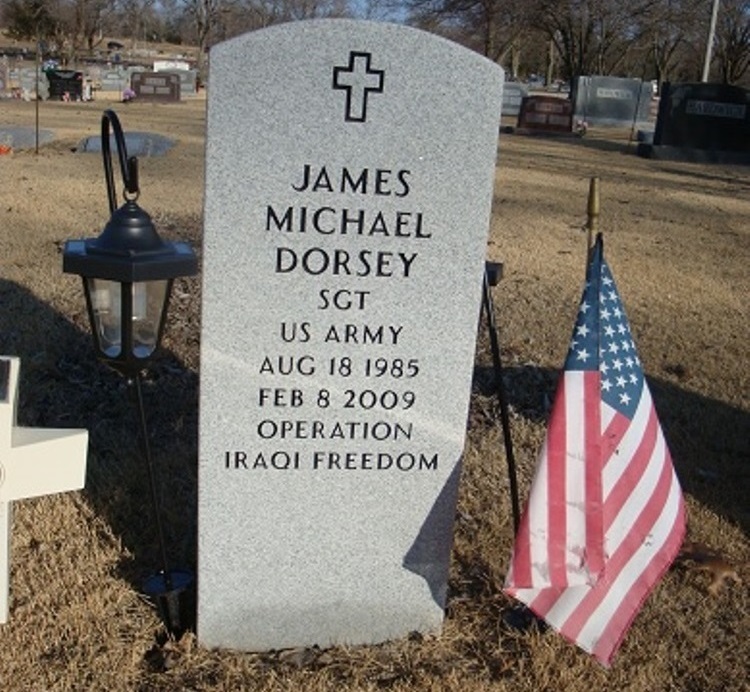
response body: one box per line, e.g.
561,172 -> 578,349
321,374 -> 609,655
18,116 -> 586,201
0,278 -> 199,597
472,361 -> 750,537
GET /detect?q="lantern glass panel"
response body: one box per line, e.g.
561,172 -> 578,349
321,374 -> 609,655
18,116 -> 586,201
87,277 -> 122,358
132,280 -> 168,359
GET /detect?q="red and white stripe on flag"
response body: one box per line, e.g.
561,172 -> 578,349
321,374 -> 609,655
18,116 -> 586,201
503,235 -> 686,666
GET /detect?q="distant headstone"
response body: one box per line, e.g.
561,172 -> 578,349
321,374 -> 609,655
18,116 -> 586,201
172,69 -> 197,95
502,82 -> 528,117
98,68 -> 131,93
0,357 -> 88,623
10,67 -> 48,99
198,19 -> 503,652
45,70 -> 83,101
642,82 -> 750,163
573,76 -> 654,128
131,71 -> 181,101
517,94 -> 572,133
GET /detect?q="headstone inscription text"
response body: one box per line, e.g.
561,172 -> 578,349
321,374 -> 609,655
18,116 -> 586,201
198,19 -> 504,651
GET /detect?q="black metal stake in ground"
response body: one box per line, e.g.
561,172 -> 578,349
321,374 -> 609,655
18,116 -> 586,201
482,262 -> 521,533
483,264 -> 544,632
131,371 -> 173,590
62,109 -> 198,636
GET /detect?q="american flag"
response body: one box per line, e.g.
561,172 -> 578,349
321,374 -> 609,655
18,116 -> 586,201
504,233 -> 686,666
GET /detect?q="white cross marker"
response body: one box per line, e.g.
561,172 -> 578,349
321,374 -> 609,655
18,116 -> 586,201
0,357 -> 88,623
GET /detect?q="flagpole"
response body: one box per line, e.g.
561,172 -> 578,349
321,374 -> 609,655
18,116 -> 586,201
586,177 -> 600,265
482,263 -> 521,533
702,0 -> 721,82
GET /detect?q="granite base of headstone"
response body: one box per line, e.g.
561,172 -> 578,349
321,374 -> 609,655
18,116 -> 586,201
639,82 -> 750,164
198,19 -> 504,652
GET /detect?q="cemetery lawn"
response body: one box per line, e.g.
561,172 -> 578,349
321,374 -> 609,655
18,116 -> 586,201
0,97 -> 747,691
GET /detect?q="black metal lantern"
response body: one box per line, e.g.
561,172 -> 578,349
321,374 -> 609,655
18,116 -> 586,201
63,110 -> 198,637
63,110 -> 197,376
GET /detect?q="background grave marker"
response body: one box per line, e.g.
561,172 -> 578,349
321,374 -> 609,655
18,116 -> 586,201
642,82 -> 750,163
198,19 -> 504,652
131,71 -> 181,101
501,82 -> 529,117
572,76 -> 654,129
517,94 -> 573,133
45,69 -> 83,101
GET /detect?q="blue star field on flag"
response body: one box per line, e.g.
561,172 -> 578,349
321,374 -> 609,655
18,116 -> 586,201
563,237 -> 642,419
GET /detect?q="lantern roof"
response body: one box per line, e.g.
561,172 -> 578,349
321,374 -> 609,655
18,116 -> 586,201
63,200 -> 198,283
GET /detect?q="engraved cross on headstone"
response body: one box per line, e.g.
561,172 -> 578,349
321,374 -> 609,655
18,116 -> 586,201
0,357 -> 88,623
332,51 -> 384,122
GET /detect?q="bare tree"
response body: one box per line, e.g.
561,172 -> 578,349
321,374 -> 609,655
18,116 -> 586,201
714,0 -> 750,83
117,0 -> 159,47
1,0 -> 115,62
403,0 -> 532,74
175,0 -> 224,76
627,0 -> 705,87
170,0 -> 349,77
532,0 -> 654,86
2,0 -> 61,42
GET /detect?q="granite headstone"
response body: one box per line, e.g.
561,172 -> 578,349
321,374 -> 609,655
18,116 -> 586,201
573,76 -> 654,128
502,82 -> 528,117
517,94 -> 572,133
131,71 -> 181,101
97,67 -> 132,93
644,82 -> 750,163
45,69 -> 83,100
8,67 -> 48,99
198,19 -> 504,652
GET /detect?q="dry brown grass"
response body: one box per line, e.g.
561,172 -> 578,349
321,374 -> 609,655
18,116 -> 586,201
0,96 -> 747,691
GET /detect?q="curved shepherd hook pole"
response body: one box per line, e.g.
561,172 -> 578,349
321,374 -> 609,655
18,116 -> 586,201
103,110 -> 194,634
101,109 -> 141,213
62,109 -> 199,637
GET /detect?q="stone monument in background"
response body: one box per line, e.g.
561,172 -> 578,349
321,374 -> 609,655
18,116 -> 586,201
643,82 -> 750,164
198,19 -> 504,651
